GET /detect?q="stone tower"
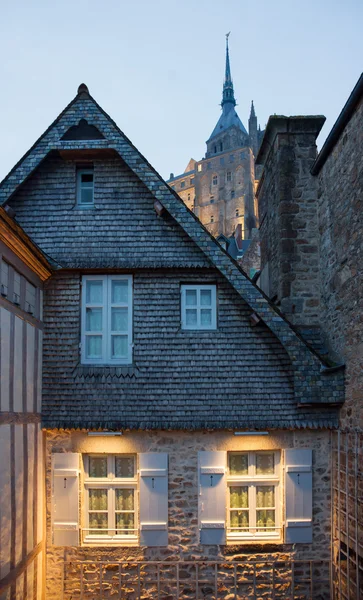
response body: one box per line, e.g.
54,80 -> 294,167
168,34 -> 263,243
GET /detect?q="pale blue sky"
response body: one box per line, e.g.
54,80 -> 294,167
0,0 -> 362,181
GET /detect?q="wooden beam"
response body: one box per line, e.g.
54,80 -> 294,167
0,208 -> 52,281
0,541 -> 44,595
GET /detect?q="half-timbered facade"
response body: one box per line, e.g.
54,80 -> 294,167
0,84 -> 345,599
0,207 -> 52,600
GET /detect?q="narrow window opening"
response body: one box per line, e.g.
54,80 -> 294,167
77,168 -> 94,206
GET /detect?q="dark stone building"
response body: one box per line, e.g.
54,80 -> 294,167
254,72 -> 363,599
168,35 -> 264,243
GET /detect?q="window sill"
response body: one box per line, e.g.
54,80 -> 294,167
227,535 -> 282,545
83,536 -> 139,547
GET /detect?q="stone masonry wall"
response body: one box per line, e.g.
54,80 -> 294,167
45,428 -> 332,599
316,95 -> 363,429
257,119 -> 322,326
194,147 -> 255,239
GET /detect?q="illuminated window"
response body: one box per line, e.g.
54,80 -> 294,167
84,454 -> 137,544
197,164 -> 202,172
227,451 -> 281,541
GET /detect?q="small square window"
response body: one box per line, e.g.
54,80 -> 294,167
181,284 -> 217,330
77,168 -> 94,206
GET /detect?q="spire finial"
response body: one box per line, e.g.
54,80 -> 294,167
222,32 -> 236,109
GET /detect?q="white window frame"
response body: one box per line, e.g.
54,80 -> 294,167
81,274 -> 133,365
77,168 -> 94,206
181,284 -> 217,331
83,454 -> 138,546
227,451 -> 281,542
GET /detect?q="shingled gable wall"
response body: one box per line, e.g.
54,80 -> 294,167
1,86 -> 344,413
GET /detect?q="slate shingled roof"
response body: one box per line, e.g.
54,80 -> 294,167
0,84 -> 345,429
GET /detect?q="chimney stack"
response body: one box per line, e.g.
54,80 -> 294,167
256,115 -> 325,327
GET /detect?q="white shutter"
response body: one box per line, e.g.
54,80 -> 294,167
139,453 -> 168,546
52,453 -> 80,546
198,451 -> 226,544
284,449 -> 312,543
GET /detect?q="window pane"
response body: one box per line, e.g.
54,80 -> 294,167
256,453 -> 275,475
185,309 -> 197,326
229,454 -> 248,475
86,280 -> 103,303
116,513 -> 134,535
115,456 -> 135,478
111,307 -> 128,332
80,187 -> 93,204
200,309 -> 212,327
230,486 -> 248,509
230,510 -> 249,530
14,271 -> 21,297
81,173 -> 94,183
111,335 -> 128,358
89,513 -> 108,534
256,486 -> 275,508
112,280 -> 128,304
256,510 -> 275,530
185,289 -> 197,306
86,336 -> 102,359
89,456 -> 107,478
86,308 -> 102,331
115,489 -> 134,511
200,289 -> 212,306
89,489 -> 108,510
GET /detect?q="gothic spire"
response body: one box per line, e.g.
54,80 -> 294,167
222,32 -> 236,108
250,100 -> 256,119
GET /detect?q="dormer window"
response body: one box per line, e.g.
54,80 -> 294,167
77,168 -> 94,206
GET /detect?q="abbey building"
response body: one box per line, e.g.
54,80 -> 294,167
167,35 -> 264,245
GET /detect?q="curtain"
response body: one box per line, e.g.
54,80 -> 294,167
115,456 -> 134,478
229,454 -> 248,475
89,456 -> 107,478
256,453 -> 274,475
